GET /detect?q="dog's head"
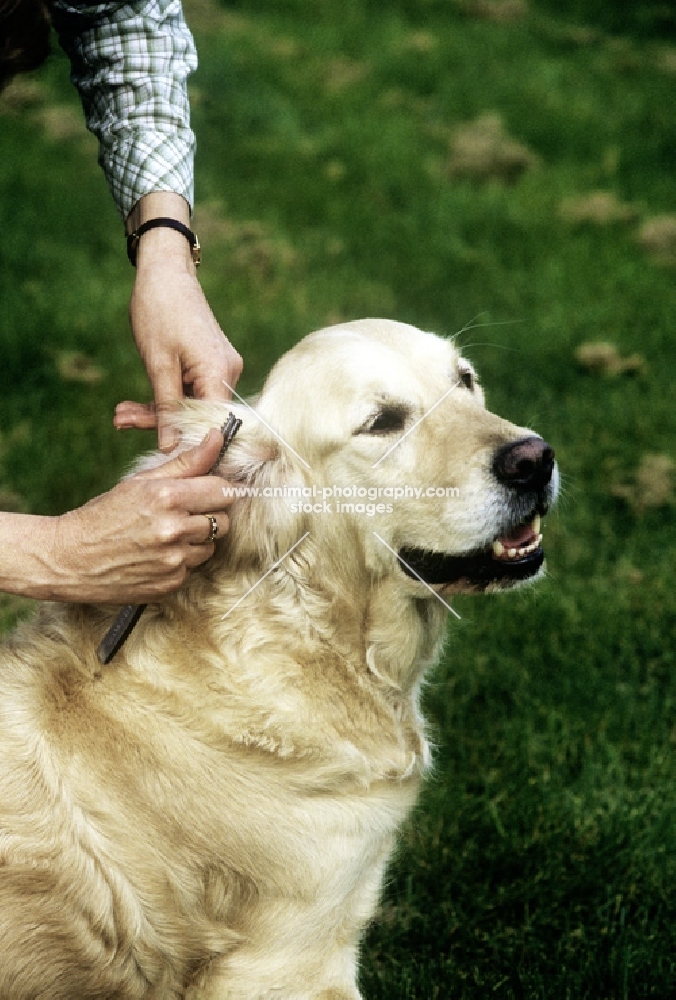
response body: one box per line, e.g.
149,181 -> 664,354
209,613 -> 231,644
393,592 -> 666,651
147,318 -> 558,602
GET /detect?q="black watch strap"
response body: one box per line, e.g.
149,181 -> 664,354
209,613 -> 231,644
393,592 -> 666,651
126,217 -> 201,267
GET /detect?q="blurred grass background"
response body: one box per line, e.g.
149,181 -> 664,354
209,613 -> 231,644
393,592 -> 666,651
1,0 -> 676,995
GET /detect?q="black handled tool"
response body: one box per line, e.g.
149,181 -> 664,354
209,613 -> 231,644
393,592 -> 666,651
96,412 -> 242,665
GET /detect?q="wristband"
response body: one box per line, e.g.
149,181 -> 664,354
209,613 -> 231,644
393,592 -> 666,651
126,218 -> 201,267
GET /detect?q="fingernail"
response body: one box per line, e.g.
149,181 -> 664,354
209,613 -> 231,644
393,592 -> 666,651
159,428 -> 177,452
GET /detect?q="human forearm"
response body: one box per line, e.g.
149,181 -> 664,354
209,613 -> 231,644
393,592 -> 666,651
119,191 -> 243,450
52,1 -> 244,448
0,513 -> 63,601
0,431 -> 234,604
51,0 -> 197,220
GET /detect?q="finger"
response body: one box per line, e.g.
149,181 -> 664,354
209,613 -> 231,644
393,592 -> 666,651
187,512 -> 229,545
140,428 -> 224,482
196,374 -> 236,402
152,364 -> 184,452
114,401 -> 158,430
167,478 -> 236,514
184,541 -> 217,569
192,347 -> 244,402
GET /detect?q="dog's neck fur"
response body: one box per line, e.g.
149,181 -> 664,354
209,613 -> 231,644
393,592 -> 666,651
92,523 -> 448,787
200,516 -> 449,696
81,422 -> 451,784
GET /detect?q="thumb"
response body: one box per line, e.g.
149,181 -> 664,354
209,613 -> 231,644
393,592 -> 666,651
141,428 -> 223,481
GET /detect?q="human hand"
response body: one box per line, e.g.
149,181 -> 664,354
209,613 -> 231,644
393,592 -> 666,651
121,193 -> 243,451
47,429 -> 233,604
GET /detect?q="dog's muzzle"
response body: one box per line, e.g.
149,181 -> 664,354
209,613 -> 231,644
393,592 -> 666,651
398,436 -> 556,590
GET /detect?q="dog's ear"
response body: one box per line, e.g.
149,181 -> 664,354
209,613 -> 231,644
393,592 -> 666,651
131,400 -> 309,567
126,401 -> 247,476
221,442 -> 310,568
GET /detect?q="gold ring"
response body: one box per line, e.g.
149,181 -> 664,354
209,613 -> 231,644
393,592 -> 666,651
205,515 -> 218,543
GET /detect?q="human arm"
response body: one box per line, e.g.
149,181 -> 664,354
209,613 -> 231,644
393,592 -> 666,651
0,429 -> 233,603
51,1 -> 242,449
50,0 -> 198,222
121,190 -> 243,450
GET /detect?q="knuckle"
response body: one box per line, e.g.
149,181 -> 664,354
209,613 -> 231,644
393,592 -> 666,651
156,521 -> 183,547
155,482 -> 178,508
162,549 -> 185,571
230,352 -> 244,379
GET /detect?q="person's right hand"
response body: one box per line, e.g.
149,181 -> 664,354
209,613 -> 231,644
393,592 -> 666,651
120,191 -> 243,452
47,428 -> 233,603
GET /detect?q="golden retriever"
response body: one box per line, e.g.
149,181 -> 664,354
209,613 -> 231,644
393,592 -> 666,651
0,319 -> 558,999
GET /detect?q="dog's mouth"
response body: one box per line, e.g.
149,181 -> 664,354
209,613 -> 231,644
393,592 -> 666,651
398,513 -> 544,589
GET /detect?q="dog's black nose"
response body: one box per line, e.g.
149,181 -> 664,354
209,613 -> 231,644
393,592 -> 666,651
492,436 -> 555,493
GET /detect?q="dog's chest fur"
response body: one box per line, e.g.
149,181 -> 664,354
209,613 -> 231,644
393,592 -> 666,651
0,597 -> 432,995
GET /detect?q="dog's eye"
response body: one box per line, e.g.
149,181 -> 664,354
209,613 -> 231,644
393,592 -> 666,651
458,366 -> 475,392
360,406 -> 408,435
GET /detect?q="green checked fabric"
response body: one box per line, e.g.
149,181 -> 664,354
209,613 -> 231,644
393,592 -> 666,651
50,0 -> 197,221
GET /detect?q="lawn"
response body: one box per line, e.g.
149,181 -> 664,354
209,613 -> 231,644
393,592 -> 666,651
1,0 -> 675,995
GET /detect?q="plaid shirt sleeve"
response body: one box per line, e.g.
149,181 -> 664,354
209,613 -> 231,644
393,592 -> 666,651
50,0 -> 197,221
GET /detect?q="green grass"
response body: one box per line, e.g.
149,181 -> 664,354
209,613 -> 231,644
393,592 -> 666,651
1,0 -> 676,994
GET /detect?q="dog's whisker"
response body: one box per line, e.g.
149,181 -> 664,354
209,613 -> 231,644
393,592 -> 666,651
452,311 -> 491,338
458,340 -> 521,352
453,315 -> 524,338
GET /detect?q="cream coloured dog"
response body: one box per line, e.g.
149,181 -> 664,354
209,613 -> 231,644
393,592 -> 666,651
0,319 -> 558,999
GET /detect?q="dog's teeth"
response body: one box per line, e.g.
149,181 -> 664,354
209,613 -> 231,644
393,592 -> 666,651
532,514 -> 541,535
493,532 -> 543,560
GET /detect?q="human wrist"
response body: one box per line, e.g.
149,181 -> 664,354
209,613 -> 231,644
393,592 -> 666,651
126,192 -> 197,272
125,192 -> 191,234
